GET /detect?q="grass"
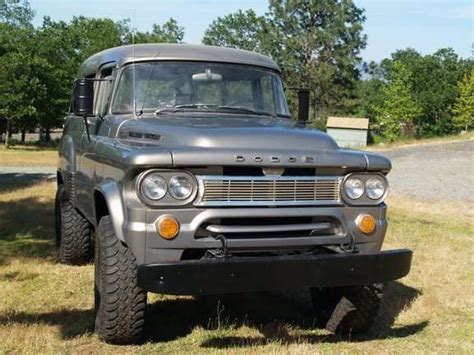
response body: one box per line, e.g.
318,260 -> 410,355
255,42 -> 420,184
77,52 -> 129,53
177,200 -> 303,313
0,139 -> 472,353
0,146 -> 57,167
368,130 -> 474,151
0,180 -> 473,354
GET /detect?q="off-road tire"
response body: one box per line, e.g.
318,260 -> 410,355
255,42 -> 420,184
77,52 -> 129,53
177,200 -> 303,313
55,185 -> 93,265
94,216 -> 147,344
310,284 -> 383,335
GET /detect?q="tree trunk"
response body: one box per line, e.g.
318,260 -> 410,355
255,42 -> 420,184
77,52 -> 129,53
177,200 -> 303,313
5,119 -> 9,147
21,129 -> 26,143
45,128 -> 51,142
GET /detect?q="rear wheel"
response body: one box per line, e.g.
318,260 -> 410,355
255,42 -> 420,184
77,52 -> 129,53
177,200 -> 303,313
94,216 -> 147,344
55,185 -> 93,265
310,284 -> 383,334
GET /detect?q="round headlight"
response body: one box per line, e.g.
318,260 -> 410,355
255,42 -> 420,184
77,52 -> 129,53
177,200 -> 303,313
169,175 -> 194,200
141,173 -> 167,200
366,177 -> 387,200
344,177 -> 364,199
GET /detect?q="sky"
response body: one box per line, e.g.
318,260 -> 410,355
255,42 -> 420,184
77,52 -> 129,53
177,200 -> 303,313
30,0 -> 473,62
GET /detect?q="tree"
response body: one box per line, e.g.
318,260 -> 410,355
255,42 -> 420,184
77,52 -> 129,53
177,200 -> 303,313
203,10 -> 274,53
202,1 -> 367,122
0,0 -> 33,26
379,48 -> 470,136
355,61 -> 386,127
0,0 -> 36,145
0,8 -> 186,143
128,18 -> 184,44
452,68 -> 474,131
375,62 -> 422,140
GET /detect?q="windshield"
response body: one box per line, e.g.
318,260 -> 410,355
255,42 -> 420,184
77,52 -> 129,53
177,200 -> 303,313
112,62 -> 291,117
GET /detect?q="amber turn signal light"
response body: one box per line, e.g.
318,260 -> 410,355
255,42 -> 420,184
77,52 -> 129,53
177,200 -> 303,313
356,214 -> 376,234
156,215 -> 180,240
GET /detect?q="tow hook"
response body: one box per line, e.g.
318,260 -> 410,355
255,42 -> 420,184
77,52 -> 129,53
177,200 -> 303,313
340,233 -> 359,254
205,234 -> 230,258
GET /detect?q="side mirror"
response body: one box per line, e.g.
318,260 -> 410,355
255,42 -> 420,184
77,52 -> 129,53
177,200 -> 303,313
72,78 -> 94,116
297,89 -> 310,123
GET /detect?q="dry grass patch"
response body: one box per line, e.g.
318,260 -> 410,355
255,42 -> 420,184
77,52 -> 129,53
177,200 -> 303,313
0,146 -> 57,167
0,181 -> 473,353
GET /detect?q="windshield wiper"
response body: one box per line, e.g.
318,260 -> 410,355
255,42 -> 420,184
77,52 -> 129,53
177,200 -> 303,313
155,104 -> 276,117
216,105 -> 275,117
154,104 -> 209,115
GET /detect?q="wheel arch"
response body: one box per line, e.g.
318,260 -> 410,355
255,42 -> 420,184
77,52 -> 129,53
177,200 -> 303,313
94,180 -> 127,242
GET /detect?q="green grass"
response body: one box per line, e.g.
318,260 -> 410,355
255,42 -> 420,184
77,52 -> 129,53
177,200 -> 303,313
0,181 -> 473,353
0,146 -> 57,167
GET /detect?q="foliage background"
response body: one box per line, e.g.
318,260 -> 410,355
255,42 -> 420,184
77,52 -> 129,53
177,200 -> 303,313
0,0 -> 472,143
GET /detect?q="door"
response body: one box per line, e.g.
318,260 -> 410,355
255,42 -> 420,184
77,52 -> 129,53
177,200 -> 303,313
75,64 -> 115,222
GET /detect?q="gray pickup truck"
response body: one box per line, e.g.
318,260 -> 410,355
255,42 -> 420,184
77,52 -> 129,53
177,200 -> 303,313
55,43 -> 412,344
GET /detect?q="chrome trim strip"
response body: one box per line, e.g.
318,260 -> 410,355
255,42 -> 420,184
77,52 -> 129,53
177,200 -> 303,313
195,175 -> 342,207
205,222 -> 334,234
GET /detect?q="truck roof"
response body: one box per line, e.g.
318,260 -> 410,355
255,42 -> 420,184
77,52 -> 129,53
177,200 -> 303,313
78,43 -> 280,77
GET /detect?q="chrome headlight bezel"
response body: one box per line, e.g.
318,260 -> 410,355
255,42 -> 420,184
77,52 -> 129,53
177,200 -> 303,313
136,170 -> 197,206
342,173 -> 389,205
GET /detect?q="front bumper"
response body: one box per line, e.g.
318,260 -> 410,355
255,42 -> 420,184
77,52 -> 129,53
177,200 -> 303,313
137,248 -> 412,295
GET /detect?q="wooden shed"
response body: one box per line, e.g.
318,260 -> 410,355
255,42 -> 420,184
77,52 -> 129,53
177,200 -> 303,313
326,117 -> 369,148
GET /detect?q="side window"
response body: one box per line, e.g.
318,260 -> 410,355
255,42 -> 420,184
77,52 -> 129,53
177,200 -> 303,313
94,67 -> 114,117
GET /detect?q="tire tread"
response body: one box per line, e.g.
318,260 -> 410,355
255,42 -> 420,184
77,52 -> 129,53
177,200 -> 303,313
56,186 -> 93,265
311,284 -> 383,335
95,216 -> 146,344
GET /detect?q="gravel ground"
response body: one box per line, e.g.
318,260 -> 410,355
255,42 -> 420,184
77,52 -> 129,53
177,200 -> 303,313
1,140 -> 472,203
379,140 -> 474,203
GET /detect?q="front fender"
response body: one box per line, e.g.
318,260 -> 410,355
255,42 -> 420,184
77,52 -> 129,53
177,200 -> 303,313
58,134 -> 76,172
95,180 -> 126,242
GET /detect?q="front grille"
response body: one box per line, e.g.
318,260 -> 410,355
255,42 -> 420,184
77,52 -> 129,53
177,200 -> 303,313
195,176 -> 342,206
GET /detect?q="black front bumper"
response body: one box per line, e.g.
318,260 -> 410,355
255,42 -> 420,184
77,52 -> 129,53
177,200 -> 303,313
138,249 -> 412,295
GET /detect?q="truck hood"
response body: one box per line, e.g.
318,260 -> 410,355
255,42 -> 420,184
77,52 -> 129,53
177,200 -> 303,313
113,114 -> 391,172
117,115 -> 339,151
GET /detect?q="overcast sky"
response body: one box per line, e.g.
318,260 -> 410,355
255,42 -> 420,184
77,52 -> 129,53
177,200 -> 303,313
30,0 -> 473,62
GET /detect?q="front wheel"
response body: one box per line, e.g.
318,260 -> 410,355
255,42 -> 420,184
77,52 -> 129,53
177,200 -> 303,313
310,284 -> 383,335
94,216 -> 147,344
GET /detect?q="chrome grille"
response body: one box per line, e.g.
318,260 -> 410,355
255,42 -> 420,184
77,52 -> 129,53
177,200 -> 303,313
195,176 -> 342,206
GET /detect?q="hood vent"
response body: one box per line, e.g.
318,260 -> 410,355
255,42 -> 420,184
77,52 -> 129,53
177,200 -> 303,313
119,130 -> 161,141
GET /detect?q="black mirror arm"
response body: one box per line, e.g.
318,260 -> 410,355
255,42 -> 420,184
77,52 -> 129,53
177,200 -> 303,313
83,115 -> 91,143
